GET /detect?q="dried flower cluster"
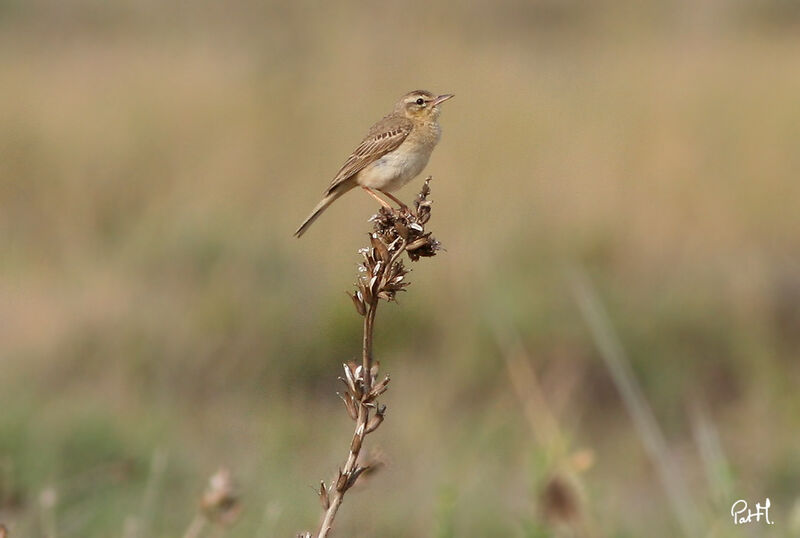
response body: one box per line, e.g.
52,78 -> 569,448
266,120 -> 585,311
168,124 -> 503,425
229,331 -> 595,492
539,473 -> 582,527
200,468 -> 241,527
350,177 -> 440,314
184,468 -> 242,538
303,178 -> 441,538
376,178 -> 439,260
337,361 -> 389,430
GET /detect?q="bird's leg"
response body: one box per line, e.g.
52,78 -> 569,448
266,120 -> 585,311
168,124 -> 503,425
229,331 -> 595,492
361,187 -> 394,210
378,190 -> 409,213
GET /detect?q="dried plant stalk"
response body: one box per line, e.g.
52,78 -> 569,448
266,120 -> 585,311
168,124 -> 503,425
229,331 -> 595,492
304,178 -> 440,538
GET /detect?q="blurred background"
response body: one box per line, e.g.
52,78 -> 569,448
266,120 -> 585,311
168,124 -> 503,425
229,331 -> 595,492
1,0 -> 799,536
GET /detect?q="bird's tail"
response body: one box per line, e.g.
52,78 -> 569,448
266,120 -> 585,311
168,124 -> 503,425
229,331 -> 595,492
294,182 -> 355,238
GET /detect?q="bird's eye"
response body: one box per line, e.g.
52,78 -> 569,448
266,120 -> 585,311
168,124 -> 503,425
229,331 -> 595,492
415,97 -> 425,105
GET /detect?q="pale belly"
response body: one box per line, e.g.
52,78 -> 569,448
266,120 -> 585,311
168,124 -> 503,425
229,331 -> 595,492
356,144 -> 433,192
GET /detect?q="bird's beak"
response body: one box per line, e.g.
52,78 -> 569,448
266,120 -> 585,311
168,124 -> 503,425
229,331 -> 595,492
432,94 -> 454,106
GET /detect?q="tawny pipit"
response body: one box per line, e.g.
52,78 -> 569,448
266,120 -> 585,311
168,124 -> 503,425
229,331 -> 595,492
294,90 -> 454,237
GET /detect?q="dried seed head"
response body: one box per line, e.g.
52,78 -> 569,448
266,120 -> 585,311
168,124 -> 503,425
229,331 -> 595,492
337,392 -> 358,420
406,237 -> 429,251
358,279 -> 373,305
350,433 -> 363,453
346,466 -> 368,489
350,292 -> 366,316
539,473 -> 582,527
366,376 -> 390,402
370,361 -> 380,381
335,469 -> 348,492
394,220 -> 409,240
354,177 -> 440,304
365,411 -> 385,434
318,481 -> 330,510
369,274 -> 381,297
353,365 -> 364,383
201,468 -> 241,526
342,363 -> 359,396
370,233 -> 390,263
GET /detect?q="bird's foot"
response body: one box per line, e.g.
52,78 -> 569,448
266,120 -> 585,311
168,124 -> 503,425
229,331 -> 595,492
378,190 -> 410,214
361,187 -> 394,211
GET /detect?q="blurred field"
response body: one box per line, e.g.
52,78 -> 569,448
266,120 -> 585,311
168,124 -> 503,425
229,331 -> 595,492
1,0 -> 800,536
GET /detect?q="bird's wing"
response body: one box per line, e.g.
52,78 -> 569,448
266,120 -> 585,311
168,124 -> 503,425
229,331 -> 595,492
325,115 -> 413,194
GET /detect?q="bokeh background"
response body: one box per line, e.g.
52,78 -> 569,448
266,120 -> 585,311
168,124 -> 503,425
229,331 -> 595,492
2,0 -> 799,536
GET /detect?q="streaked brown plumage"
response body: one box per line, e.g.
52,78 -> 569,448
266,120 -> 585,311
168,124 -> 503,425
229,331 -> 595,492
294,90 -> 453,237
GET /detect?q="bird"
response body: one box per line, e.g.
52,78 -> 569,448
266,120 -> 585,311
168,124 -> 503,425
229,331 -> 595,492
294,90 -> 454,237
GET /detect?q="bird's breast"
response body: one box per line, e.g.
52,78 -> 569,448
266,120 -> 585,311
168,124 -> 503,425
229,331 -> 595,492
357,146 -> 429,190
356,121 -> 441,192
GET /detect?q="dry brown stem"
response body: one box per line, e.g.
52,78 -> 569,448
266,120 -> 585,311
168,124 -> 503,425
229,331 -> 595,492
305,178 -> 440,538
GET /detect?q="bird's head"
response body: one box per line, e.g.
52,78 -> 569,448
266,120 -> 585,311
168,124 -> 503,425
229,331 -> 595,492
396,90 -> 454,120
